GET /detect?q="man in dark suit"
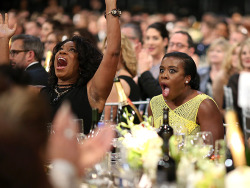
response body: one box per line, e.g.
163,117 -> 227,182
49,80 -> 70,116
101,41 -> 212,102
9,34 -> 48,86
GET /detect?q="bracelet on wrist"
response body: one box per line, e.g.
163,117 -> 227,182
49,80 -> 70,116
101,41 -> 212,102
104,9 -> 121,19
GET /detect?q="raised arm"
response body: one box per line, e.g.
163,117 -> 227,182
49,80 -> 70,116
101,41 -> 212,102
87,0 -> 121,111
0,13 -> 16,65
197,98 -> 224,146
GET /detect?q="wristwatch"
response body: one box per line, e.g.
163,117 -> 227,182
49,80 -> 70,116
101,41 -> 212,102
104,9 -> 121,18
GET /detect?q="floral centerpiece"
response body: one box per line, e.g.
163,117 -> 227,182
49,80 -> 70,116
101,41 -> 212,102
116,115 -> 163,180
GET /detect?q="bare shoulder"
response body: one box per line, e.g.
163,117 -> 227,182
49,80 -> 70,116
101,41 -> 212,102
197,97 -> 220,124
197,97 -> 224,141
199,98 -> 218,112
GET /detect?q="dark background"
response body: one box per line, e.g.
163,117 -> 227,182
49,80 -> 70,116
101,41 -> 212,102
0,0 -> 249,20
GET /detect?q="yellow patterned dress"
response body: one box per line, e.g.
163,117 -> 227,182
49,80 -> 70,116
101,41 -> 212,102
150,94 -> 215,135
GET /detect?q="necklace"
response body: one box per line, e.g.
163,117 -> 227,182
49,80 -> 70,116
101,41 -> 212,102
53,85 -> 74,103
56,83 -> 75,88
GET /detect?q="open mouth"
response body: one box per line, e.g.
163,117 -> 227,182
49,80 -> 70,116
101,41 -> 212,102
57,57 -> 67,68
161,83 -> 170,97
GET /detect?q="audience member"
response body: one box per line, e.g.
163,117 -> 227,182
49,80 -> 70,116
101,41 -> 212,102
214,20 -> 230,40
40,0 -> 121,134
0,64 -> 30,94
137,22 -> 168,100
212,43 -> 241,116
149,52 -> 224,146
167,30 -> 198,66
121,22 -> 143,48
228,38 -> 250,128
229,28 -> 248,45
196,16 -> 217,62
24,20 -> 42,37
0,87 -> 52,188
198,38 -> 230,96
10,34 -> 48,86
40,19 -> 62,43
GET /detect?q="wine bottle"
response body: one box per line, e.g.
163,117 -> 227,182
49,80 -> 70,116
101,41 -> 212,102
88,108 -> 99,138
157,107 -> 176,185
114,77 -> 143,124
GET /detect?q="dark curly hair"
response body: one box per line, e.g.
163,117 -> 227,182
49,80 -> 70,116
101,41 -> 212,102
48,35 -> 103,87
163,52 -> 200,90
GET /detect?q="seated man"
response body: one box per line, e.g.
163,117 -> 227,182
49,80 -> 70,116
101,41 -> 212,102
9,34 -> 48,86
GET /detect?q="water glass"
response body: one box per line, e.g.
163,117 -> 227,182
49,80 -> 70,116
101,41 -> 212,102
196,131 -> 214,158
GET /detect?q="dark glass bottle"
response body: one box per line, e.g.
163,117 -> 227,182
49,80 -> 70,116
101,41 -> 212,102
114,77 -> 143,125
157,107 -> 176,184
88,108 -> 99,137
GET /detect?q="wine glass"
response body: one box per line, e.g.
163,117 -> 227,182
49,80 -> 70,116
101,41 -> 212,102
183,134 -> 201,162
171,124 -> 187,162
196,131 -> 214,158
73,119 -> 85,143
174,124 -> 187,151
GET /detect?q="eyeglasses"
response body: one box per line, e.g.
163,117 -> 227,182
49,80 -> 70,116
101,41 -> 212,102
9,50 -> 30,57
168,42 -> 188,49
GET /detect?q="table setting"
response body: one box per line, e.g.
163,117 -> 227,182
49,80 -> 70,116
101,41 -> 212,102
45,104 -> 249,188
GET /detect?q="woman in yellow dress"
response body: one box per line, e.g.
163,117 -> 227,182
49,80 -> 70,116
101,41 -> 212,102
149,52 -> 224,144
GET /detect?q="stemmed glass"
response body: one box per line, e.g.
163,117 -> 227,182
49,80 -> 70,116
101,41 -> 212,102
174,124 -> 187,151
74,119 -> 85,143
183,134 -> 201,162
172,124 -> 187,162
196,131 -> 214,158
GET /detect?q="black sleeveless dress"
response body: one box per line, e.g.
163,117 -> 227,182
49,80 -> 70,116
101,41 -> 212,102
41,85 -> 92,134
118,75 -> 141,101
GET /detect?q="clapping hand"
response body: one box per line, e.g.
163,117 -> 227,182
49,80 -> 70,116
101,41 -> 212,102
0,13 -> 16,39
137,48 -> 153,75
